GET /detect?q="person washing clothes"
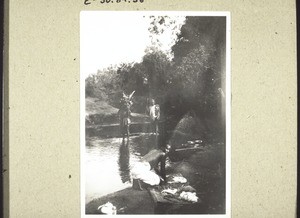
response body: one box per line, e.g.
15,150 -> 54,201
131,144 -> 171,190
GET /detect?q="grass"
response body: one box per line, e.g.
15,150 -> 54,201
86,97 -> 118,116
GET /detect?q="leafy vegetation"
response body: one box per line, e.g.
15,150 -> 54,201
85,16 -> 226,135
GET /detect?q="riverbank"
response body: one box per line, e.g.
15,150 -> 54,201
86,97 -> 150,126
85,140 -> 225,214
85,97 -> 226,214
86,187 -> 155,214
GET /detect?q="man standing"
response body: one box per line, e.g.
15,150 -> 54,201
149,99 -> 160,135
118,91 -> 135,138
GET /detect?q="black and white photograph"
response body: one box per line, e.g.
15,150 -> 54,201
80,11 -> 230,216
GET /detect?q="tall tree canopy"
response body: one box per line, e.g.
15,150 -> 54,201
86,16 -> 227,125
159,16 -> 227,119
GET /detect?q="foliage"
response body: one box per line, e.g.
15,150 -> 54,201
86,16 -> 226,124
146,16 -> 186,60
85,66 -> 121,103
169,16 -> 226,118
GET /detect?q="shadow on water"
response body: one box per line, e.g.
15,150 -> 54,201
117,133 -> 159,183
85,133 -> 158,203
118,139 -> 131,183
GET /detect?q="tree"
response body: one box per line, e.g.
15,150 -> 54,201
85,65 -> 121,103
146,16 -> 186,60
141,49 -> 172,99
172,16 -> 226,65
168,16 -> 226,117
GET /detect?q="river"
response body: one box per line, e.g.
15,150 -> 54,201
85,133 -> 158,203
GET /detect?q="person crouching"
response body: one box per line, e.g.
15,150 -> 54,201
131,145 -> 171,190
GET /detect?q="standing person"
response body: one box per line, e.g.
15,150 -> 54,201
118,91 -> 135,139
149,99 -> 160,135
131,145 -> 171,190
118,100 -> 131,139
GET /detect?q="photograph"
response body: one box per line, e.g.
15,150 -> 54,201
80,11 -> 230,216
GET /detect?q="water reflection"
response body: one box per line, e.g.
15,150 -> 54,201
130,134 -> 158,156
118,139 -> 131,183
85,134 -> 157,203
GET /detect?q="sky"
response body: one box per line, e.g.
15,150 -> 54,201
80,11 -> 185,78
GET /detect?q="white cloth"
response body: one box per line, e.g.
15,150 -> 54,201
131,162 -> 160,186
149,105 -> 160,121
179,191 -> 198,202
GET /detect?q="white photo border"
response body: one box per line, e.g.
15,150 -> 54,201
80,11 -> 231,218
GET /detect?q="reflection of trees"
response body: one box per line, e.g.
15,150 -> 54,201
118,139 -> 131,183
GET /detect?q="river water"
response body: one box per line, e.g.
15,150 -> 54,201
85,133 -> 158,203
